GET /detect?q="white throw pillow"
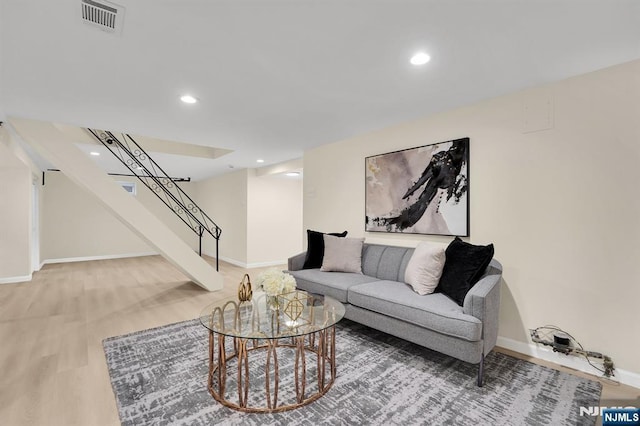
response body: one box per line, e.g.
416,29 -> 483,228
321,235 -> 364,274
404,242 -> 446,295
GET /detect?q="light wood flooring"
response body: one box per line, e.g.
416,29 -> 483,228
0,255 -> 637,426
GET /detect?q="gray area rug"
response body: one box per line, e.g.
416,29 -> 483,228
103,319 -> 601,425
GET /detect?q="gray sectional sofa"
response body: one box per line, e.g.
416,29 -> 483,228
287,242 -> 503,386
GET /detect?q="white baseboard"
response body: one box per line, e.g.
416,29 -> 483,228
497,336 -> 640,389
213,254 -> 286,270
0,274 -> 32,284
215,255 -> 246,268
41,252 -> 158,265
247,260 -> 287,269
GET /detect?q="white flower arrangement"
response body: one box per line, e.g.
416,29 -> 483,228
256,268 -> 297,297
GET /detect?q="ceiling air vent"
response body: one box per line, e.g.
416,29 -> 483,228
81,0 -> 125,34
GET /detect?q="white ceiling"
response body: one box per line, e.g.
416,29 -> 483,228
1,0 -> 639,180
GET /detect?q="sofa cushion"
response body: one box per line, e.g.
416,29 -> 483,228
289,269 -> 380,303
321,235 -> 364,273
302,229 -> 348,269
348,280 -> 482,341
361,244 -> 414,281
437,237 -> 495,306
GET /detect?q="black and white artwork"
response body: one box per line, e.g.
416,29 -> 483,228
365,138 -> 469,236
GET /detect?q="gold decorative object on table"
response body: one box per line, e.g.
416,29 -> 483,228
238,273 -> 253,302
278,290 -> 313,328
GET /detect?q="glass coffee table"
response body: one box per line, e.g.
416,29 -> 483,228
199,291 -> 345,413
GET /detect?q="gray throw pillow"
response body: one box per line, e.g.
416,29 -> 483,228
321,235 -> 364,274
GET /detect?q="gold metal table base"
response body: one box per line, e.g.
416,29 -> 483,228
207,326 -> 337,413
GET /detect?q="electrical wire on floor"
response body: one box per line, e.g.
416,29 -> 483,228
529,325 -> 616,379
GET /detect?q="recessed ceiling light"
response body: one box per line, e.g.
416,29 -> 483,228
180,94 -> 198,104
256,159 -> 265,163
90,151 -> 100,156
410,52 -> 431,66
286,172 -> 300,177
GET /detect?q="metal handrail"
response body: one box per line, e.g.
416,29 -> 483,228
86,128 -> 221,270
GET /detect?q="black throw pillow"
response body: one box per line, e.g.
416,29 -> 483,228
302,229 -> 348,269
436,237 -> 494,306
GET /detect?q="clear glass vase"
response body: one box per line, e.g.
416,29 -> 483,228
266,295 -> 280,311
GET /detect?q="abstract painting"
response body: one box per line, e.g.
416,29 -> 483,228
365,138 -> 469,236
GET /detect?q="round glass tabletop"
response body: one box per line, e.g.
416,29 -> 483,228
199,290 -> 345,339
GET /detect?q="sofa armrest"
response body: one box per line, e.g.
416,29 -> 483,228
463,259 -> 503,354
287,252 -> 307,271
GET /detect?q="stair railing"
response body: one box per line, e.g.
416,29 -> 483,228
86,129 -> 222,271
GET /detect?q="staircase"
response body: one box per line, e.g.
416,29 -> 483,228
10,117 -> 223,291
86,129 -> 222,270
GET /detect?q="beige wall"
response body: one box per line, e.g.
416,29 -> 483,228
303,60 -> 640,374
0,148 -> 31,280
196,168 -> 304,267
41,173 -> 199,261
196,169 -> 249,265
247,170 -> 303,265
